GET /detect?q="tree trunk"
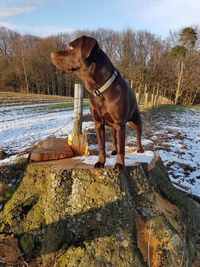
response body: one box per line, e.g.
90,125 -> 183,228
175,61 -> 184,105
21,45 -> 29,94
0,153 -> 200,266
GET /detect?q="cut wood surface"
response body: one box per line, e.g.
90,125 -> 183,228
29,137 -> 73,161
29,134 -> 90,162
30,149 -> 73,161
68,130 -> 89,156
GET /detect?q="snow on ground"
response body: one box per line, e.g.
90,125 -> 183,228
0,103 -> 200,197
141,106 -> 200,196
0,154 -> 28,166
157,108 -> 200,196
0,102 -> 89,154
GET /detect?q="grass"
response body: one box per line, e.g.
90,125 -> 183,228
141,104 -> 196,127
34,101 -> 89,109
18,101 -> 89,111
150,104 -> 192,114
0,92 -> 90,111
0,101 -> 90,116
191,105 -> 200,112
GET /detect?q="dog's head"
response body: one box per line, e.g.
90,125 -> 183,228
51,36 -> 99,72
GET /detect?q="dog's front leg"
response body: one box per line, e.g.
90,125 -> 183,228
114,124 -> 125,171
110,127 -> 117,155
94,121 -> 106,168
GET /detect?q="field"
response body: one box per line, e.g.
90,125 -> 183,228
0,92 -> 200,197
0,92 -> 73,106
0,92 -> 89,154
140,105 -> 200,196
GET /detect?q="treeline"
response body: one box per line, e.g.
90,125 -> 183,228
0,26 -> 200,105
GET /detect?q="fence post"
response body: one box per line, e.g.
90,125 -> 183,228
130,79 -> 133,89
136,92 -> 140,105
144,93 -> 149,108
73,84 -> 84,134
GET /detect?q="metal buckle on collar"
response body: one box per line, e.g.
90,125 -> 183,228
94,90 -> 102,97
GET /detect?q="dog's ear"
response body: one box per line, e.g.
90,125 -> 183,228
68,37 -> 83,50
81,36 -> 98,59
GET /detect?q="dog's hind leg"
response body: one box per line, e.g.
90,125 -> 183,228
128,109 -> 144,153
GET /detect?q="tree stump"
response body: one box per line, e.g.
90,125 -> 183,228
0,153 -> 200,266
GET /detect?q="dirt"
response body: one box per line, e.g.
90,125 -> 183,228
0,92 -> 72,106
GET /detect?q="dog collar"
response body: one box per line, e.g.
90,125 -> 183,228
94,70 -> 118,97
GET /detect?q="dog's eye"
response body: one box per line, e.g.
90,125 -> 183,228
67,46 -> 74,51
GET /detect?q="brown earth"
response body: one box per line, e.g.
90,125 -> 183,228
0,92 -> 73,106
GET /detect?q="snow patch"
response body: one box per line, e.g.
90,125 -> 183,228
80,150 -> 154,166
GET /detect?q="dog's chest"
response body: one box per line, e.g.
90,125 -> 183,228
91,97 -> 114,125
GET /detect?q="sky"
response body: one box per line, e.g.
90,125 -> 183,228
0,0 -> 200,38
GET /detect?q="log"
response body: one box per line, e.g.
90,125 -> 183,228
68,130 -> 89,156
29,137 -> 73,161
0,153 -> 200,266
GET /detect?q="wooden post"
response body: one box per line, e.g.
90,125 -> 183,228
152,86 -> 156,107
73,84 -> 84,134
143,84 -> 148,108
136,92 -> 140,105
69,84 -> 89,156
144,93 -> 149,108
130,79 -> 133,89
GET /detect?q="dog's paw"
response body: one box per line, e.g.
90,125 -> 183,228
111,150 -> 117,155
94,162 -> 105,168
137,147 -> 144,153
114,163 -> 124,172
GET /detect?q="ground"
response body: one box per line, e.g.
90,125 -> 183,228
0,92 -> 72,106
0,93 -> 200,266
139,105 -> 200,196
0,93 -> 199,198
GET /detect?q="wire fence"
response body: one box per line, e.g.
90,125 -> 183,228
0,86 -> 117,155
0,91 -> 92,155
45,92 -> 124,148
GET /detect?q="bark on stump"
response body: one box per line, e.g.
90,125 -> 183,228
0,153 -> 200,266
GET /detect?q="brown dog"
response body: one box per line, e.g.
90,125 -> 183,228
51,36 -> 143,171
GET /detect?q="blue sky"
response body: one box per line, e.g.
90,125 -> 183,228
0,0 -> 200,38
